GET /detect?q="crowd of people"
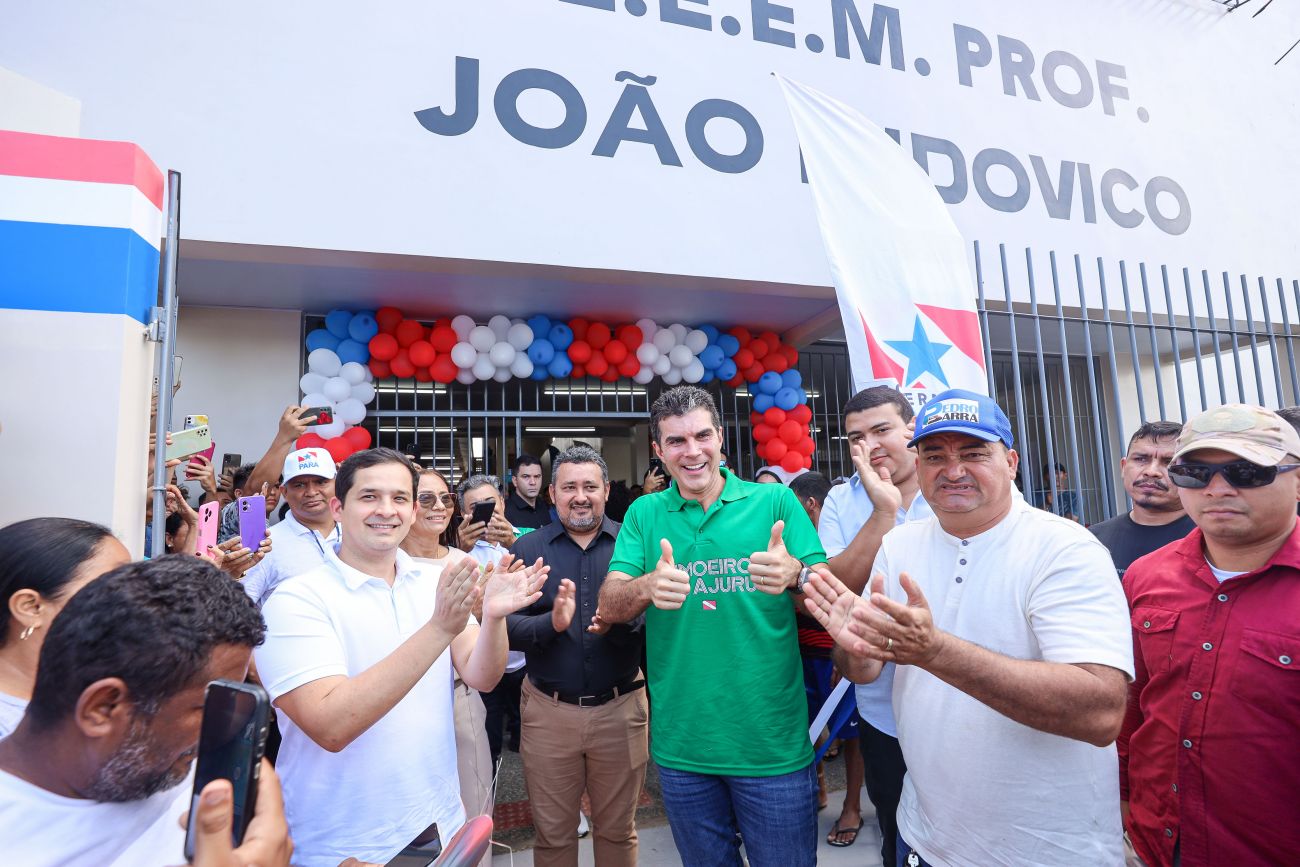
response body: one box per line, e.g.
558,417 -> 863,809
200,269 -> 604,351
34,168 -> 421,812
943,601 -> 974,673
1,382 -> 1298,867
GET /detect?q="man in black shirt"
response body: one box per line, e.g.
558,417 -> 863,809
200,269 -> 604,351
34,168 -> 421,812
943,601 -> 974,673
508,446 -> 646,867
505,453 -> 551,529
1090,421 -> 1195,579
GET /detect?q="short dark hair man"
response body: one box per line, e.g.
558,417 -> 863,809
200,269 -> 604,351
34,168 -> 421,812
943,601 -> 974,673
1090,421 -> 1193,579
506,454 -> 551,530
0,556 -> 289,866
598,386 -> 827,867
789,471 -> 832,528
508,446 -> 646,866
1120,404 -> 1300,866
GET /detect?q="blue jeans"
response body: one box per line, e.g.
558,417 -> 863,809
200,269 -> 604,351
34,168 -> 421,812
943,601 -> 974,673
897,832 -> 935,867
657,762 -> 817,867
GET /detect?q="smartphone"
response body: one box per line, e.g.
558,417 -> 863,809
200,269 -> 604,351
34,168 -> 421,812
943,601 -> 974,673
182,680 -> 271,862
647,458 -> 665,477
221,453 -> 243,475
196,502 -> 219,556
470,500 -> 495,527
187,442 -> 217,479
184,414 -> 209,428
302,406 -> 333,425
166,426 -> 212,461
238,496 -> 267,553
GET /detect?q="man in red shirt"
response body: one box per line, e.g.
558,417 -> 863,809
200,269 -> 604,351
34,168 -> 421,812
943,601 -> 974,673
1120,404 -> 1300,866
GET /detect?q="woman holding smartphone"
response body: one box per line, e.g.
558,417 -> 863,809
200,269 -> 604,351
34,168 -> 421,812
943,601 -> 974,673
0,517 -> 131,736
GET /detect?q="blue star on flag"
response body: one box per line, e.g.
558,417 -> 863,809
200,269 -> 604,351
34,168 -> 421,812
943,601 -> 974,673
886,316 -> 951,387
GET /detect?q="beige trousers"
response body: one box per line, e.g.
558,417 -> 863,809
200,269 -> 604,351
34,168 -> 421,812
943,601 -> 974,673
453,681 -> 494,867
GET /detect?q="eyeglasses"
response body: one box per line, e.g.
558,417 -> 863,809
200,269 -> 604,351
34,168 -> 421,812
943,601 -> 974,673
1167,460 -> 1300,489
417,492 -> 457,508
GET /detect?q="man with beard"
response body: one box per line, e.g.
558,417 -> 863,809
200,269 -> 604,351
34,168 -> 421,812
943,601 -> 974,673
1090,422 -> 1194,580
507,445 -> 646,867
0,555 -> 290,866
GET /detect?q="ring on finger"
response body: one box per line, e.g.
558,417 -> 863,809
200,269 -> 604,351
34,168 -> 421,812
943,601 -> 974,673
886,637 -> 894,651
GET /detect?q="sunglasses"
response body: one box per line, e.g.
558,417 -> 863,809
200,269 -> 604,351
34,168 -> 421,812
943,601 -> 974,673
417,492 -> 457,508
1167,460 -> 1300,489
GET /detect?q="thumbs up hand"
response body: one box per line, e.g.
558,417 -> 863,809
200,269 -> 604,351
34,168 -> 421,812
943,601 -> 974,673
649,538 -> 691,610
748,520 -> 801,595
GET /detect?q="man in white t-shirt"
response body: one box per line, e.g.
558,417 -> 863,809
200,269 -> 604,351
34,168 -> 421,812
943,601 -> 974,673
255,448 -> 548,867
0,556 -> 290,867
804,389 -> 1133,867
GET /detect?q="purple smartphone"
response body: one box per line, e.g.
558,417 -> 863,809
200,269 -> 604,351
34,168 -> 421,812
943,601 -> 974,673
237,496 -> 267,553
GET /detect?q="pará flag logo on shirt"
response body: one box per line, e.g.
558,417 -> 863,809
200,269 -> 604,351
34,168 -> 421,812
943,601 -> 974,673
775,75 -> 987,412
702,600 -> 717,611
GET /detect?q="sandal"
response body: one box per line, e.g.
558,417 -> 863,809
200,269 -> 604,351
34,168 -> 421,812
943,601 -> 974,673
826,820 -> 864,847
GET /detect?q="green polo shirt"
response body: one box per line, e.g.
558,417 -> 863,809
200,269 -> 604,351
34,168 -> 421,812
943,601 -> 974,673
609,467 -> 826,776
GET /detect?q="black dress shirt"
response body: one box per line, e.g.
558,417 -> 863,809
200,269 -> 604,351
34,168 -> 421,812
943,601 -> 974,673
507,516 -> 643,695
505,491 -> 552,529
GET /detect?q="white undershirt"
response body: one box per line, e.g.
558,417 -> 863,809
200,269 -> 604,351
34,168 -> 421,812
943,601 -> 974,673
1206,559 -> 1248,583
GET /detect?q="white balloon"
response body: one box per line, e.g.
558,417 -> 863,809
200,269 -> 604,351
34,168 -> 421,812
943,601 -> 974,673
316,419 -> 345,438
301,393 -> 330,415
682,358 -> 706,383
652,355 -> 672,376
633,364 -> 655,384
653,329 -> 678,354
492,366 -> 513,383
510,354 -> 535,378
307,348 -> 342,377
684,329 -> 709,355
668,323 -> 689,342
299,372 -> 326,395
661,367 -> 682,386
636,318 -> 658,340
669,345 -> 694,368
469,325 -> 496,352
488,314 -> 512,339
456,368 -> 476,385
488,342 -> 516,368
350,382 -> 376,404
472,354 -> 496,380
636,343 -> 660,365
339,361 -> 368,385
363,364 -> 374,382
323,376 -> 352,402
450,342 -> 477,369
336,398 -> 367,425
506,322 -> 534,350
451,315 -> 476,338
511,317 -> 526,325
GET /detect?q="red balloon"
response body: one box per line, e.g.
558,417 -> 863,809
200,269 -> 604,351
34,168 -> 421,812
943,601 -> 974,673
759,331 -> 782,351
765,438 -> 789,461
763,407 -> 787,427
725,374 -> 745,388
600,367 -> 619,382
567,340 -> 593,364
779,420 -> 804,445
788,404 -> 812,424
587,322 -> 612,349
753,423 -> 776,443
342,426 -> 372,450
796,436 -> 816,456
781,450 -> 805,474
296,433 -> 327,450
781,345 -> 799,365
603,340 -> 628,364
408,340 -> 435,367
395,320 -> 425,348
414,366 -> 433,382
618,357 -> 641,377
429,325 -> 458,353
569,317 -> 590,340
571,364 -> 586,379
743,363 -> 765,382
802,453 -> 813,469
586,353 -> 609,377
375,306 -> 403,334
749,339 -> 769,360
733,348 -> 755,370
390,349 -> 416,378
618,325 -> 644,349
728,326 -> 752,343
368,333 -> 399,361
324,437 -> 354,464
368,358 -> 391,379
430,356 -> 458,383
765,353 -> 790,374
750,411 -> 764,427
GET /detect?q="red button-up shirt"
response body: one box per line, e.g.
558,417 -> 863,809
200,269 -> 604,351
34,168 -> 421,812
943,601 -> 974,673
1119,521 -> 1300,866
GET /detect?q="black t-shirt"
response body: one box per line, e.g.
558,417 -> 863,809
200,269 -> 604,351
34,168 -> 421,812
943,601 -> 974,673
1089,512 -> 1196,579
505,490 -> 552,529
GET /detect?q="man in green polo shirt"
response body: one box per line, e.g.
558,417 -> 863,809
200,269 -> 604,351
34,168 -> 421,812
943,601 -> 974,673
599,385 -> 826,867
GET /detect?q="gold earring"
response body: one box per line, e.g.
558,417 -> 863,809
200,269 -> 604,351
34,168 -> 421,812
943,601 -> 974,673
19,624 -> 37,641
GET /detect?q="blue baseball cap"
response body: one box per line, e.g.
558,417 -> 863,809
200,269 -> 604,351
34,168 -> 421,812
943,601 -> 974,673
909,389 -> 1015,449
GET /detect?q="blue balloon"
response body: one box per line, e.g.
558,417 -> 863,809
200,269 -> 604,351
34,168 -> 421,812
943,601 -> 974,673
698,345 -> 725,370
530,366 -> 550,381
347,313 -> 379,343
716,358 -> 738,380
698,324 -> 720,343
336,339 -> 370,366
527,314 -> 552,337
548,355 -> 573,378
527,338 -> 556,365
548,323 -> 574,351
305,328 -> 340,352
757,371 -> 783,395
753,393 -> 775,413
717,334 -> 741,357
325,309 -> 353,339
775,387 -> 800,411
797,388 -> 809,404
700,368 -> 715,384
780,369 -> 802,390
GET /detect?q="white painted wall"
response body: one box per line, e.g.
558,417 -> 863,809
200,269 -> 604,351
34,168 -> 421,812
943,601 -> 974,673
0,65 -> 80,136
172,306 -> 303,474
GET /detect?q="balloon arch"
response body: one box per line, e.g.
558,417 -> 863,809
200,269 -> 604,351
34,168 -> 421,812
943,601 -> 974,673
295,307 -> 817,473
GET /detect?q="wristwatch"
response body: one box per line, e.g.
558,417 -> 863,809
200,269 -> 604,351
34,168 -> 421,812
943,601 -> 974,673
793,563 -> 813,593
